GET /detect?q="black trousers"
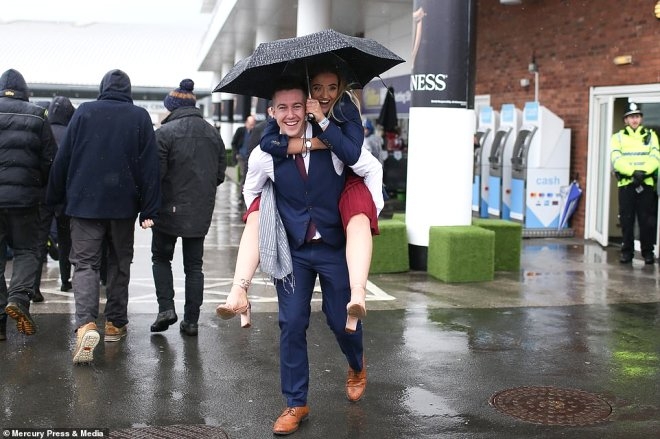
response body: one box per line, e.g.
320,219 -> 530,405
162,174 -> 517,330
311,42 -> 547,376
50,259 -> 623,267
618,184 -> 657,258
151,229 -> 205,324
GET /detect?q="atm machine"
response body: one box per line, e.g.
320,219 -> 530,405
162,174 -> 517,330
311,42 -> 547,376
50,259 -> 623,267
472,106 -> 499,218
487,104 -> 521,219
509,101 -> 570,231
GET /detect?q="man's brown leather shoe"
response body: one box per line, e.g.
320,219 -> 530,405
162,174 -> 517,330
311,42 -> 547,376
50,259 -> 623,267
273,406 -> 309,435
346,358 -> 367,402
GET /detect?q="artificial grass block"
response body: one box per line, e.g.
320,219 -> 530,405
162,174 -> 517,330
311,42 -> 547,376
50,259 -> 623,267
471,218 -> 522,272
370,219 -> 409,274
428,225 -> 494,282
391,213 -> 406,223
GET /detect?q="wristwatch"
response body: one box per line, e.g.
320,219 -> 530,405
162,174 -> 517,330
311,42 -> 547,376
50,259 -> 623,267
304,139 -> 312,150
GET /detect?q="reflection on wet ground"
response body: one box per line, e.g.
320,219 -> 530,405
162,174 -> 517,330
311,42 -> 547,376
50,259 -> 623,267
1,177 -> 659,438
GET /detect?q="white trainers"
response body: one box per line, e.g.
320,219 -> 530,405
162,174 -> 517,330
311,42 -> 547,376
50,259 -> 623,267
73,322 -> 100,364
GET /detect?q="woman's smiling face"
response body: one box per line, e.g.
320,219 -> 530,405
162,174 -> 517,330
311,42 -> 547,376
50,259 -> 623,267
310,72 -> 340,115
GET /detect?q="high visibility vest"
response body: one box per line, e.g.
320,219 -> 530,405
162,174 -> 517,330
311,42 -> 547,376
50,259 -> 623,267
610,125 -> 660,187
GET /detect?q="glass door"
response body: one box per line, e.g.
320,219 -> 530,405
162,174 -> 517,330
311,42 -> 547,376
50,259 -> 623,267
632,99 -> 660,257
586,96 -> 612,247
587,85 -> 660,257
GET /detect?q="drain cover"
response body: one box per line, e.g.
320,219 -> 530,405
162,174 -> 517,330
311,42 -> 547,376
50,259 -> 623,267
489,386 -> 612,426
110,425 -> 229,439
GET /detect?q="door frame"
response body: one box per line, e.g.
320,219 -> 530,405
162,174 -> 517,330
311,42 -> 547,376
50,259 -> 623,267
586,83 -> 660,253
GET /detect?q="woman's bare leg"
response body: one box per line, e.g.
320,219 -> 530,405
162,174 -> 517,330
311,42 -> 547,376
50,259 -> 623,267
345,213 -> 371,332
216,210 -> 259,327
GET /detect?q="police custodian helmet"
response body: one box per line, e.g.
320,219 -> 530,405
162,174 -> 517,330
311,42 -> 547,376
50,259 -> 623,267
623,101 -> 643,118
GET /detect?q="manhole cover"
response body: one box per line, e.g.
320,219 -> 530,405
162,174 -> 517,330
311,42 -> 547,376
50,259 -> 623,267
110,425 -> 229,439
489,386 -> 612,426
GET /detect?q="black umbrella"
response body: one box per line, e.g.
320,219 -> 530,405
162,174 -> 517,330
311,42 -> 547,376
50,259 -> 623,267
377,86 -> 398,132
214,29 -> 405,99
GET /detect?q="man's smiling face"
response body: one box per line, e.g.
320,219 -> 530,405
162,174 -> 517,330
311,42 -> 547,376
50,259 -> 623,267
273,88 -> 306,138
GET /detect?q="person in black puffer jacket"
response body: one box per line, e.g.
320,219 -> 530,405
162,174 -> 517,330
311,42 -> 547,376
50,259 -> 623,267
0,68 -> 57,339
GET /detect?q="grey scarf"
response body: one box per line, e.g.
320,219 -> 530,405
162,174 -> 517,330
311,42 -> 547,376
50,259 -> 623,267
258,180 -> 293,282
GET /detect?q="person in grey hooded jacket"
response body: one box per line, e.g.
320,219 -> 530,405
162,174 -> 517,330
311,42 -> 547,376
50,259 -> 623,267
47,69 -> 160,364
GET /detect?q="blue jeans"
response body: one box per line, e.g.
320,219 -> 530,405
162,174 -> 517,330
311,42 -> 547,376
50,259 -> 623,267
0,207 -> 40,311
151,230 -> 205,324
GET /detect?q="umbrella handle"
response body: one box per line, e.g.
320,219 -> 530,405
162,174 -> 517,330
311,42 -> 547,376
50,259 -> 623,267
304,62 -> 315,121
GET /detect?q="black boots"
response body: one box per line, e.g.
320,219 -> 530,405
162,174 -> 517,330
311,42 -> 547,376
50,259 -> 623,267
32,289 -> 45,303
150,309 -> 178,332
179,321 -> 198,336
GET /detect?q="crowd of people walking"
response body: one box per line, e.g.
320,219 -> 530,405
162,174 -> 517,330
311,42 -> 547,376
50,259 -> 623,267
0,62 -> 379,435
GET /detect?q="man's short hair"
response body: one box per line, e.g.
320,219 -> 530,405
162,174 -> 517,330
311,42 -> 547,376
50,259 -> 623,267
271,76 -> 308,100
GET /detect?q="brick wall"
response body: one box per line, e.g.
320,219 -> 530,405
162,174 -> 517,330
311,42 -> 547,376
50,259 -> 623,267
476,0 -> 660,235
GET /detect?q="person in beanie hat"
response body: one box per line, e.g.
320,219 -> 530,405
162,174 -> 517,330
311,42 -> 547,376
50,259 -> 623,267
0,68 -> 57,339
163,78 -> 196,111
610,101 -> 660,265
149,78 -> 226,336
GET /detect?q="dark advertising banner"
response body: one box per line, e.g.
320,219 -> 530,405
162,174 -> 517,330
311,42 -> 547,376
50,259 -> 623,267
362,75 -> 410,117
411,0 -> 476,109
233,95 -> 251,122
212,102 -> 221,121
220,99 -> 233,122
255,98 -> 270,121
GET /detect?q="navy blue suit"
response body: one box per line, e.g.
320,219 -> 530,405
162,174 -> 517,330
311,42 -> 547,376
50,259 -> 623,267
254,103 -> 363,406
273,147 -> 364,407
245,92 -> 365,408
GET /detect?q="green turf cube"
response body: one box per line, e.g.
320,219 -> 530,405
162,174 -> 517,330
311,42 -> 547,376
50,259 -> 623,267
471,218 -> 522,272
428,225 -> 494,282
370,219 -> 409,274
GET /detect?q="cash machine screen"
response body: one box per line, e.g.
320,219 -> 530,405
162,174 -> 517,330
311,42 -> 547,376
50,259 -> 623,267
511,128 -> 535,169
489,129 -> 510,166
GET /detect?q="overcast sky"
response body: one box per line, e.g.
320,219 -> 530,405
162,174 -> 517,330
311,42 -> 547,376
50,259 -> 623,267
1,0 -> 216,88
1,0 -> 210,27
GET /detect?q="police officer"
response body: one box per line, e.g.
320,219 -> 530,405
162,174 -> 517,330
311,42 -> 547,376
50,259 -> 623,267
610,101 -> 660,264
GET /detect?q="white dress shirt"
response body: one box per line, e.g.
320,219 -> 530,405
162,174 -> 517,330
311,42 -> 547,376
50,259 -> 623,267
243,123 -> 384,215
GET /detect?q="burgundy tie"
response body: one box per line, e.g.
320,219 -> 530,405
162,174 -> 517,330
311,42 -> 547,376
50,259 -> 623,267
294,154 -> 307,180
295,154 -> 317,241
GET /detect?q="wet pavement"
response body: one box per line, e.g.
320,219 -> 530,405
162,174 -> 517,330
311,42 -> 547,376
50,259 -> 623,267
1,172 -> 659,438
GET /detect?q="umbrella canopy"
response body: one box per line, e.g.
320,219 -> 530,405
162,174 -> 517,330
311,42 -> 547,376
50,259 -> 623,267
214,29 -> 405,99
558,180 -> 582,229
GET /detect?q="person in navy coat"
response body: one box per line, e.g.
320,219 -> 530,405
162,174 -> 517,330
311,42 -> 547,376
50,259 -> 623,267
47,69 -> 160,364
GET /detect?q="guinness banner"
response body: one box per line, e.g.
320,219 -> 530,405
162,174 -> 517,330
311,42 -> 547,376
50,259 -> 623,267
411,0 -> 476,109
